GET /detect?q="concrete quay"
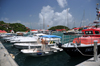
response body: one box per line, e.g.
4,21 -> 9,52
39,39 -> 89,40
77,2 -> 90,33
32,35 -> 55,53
0,42 -> 18,66
76,55 -> 100,66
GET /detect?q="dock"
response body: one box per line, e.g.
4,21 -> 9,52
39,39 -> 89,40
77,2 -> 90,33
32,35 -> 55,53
0,42 -> 18,66
76,55 -> 100,66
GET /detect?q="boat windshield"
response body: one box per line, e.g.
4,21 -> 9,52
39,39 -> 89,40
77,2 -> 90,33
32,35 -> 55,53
85,31 -> 93,34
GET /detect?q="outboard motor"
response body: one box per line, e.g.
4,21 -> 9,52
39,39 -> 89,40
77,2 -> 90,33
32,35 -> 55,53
57,43 -> 62,48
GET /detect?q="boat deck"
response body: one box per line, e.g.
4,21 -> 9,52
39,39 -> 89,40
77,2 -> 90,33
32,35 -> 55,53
76,55 -> 100,66
0,41 -> 18,66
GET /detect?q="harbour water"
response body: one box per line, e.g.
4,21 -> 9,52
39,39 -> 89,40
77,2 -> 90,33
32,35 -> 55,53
0,32 -> 91,66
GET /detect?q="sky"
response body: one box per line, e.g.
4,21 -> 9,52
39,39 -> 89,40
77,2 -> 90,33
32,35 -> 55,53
0,0 -> 100,29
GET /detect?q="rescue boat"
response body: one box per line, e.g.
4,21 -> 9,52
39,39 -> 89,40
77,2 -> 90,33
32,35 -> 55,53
61,21 -> 100,57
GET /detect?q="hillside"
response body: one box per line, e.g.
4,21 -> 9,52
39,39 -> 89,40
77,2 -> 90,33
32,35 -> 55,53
48,25 -> 69,31
0,21 -> 29,32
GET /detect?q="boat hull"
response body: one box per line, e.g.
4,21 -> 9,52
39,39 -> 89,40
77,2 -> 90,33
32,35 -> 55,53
62,45 -> 100,57
21,48 -> 63,57
24,51 -> 54,57
14,44 -> 54,49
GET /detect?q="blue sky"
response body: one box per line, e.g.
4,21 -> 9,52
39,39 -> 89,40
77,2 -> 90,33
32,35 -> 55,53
0,0 -> 100,29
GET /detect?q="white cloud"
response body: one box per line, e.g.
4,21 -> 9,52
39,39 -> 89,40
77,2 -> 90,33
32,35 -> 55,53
5,20 -> 21,23
29,15 -> 32,17
16,20 -> 21,23
0,17 -> 9,21
39,5 -> 73,29
57,0 -> 67,8
5,18 -> 9,20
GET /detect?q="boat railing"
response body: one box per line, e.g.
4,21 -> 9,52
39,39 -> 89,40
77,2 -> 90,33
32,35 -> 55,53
62,33 -> 100,45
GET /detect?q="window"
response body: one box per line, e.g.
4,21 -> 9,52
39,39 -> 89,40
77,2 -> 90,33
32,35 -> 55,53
95,31 -> 99,34
85,31 -> 93,34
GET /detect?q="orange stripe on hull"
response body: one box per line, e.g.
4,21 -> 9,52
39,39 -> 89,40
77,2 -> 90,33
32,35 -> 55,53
73,37 -> 100,45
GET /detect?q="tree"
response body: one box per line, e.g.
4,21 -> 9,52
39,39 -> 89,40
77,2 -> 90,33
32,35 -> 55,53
48,25 -> 69,31
0,21 -> 29,32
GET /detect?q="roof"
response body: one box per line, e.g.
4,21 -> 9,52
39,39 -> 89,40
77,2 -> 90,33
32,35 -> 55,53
56,29 -> 66,31
74,28 -> 80,30
0,30 -> 7,33
82,28 -> 100,32
40,35 -> 61,38
31,29 -> 38,31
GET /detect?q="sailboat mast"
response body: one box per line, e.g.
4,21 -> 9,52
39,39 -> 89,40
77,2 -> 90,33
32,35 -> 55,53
67,8 -> 68,28
80,10 -> 85,27
64,8 -> 68,31
43,16 -> 45,29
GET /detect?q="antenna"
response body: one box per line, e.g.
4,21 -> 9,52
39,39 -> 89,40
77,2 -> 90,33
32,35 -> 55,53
96,3 -> 100,20
73,20 -> 75,28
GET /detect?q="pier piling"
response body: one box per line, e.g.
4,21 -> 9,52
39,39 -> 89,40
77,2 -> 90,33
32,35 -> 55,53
94,40 -> 98,61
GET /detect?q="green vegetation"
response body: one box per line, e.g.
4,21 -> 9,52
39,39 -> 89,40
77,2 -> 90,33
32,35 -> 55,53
0,21 -> 29,32
78,28 -> 83,31
0,21 -> 70,32
95,25 -> 99,28
48,25 -> 69,31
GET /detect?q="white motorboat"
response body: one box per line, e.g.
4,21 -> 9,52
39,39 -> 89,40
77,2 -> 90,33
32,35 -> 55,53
9,33 -> 46,43
0,33 -> 15,38
21,45 -> 63,57
14,43 -> 55,49
10,37 -> 37,43
6,36 -> 24,43
0,34 -> 8,38
14,35 -> 61,49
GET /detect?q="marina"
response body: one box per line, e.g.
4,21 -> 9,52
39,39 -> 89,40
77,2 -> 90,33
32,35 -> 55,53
0,33 -> 91,66
0,31 -> 100,66
0,0 -> 100,66
0,32 -> 97,66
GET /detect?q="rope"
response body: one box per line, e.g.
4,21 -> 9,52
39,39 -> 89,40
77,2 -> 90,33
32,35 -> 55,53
74,44 -> 94,56
14,51 -> 21,56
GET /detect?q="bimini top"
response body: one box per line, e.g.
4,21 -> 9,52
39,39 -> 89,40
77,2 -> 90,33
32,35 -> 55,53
40,35 -> 61,38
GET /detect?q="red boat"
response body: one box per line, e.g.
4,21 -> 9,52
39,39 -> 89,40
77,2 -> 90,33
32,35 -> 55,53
73,28 -> 100,44
61,23 -> 100,57
60,4 -> 100,57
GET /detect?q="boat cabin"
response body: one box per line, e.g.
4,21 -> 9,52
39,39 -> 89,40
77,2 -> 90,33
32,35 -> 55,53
82,28 -> 100,37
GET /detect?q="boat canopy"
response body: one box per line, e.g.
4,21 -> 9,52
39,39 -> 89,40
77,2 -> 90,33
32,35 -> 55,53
40,35 -> 61,38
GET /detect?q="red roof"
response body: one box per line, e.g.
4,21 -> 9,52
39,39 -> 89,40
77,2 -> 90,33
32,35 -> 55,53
26,27 -> 29,29
0,30 -> 7,33
26,31 -> 28,32
56,29 -> 66,31
74,28 -> 80,30
31,29 -> 38,31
